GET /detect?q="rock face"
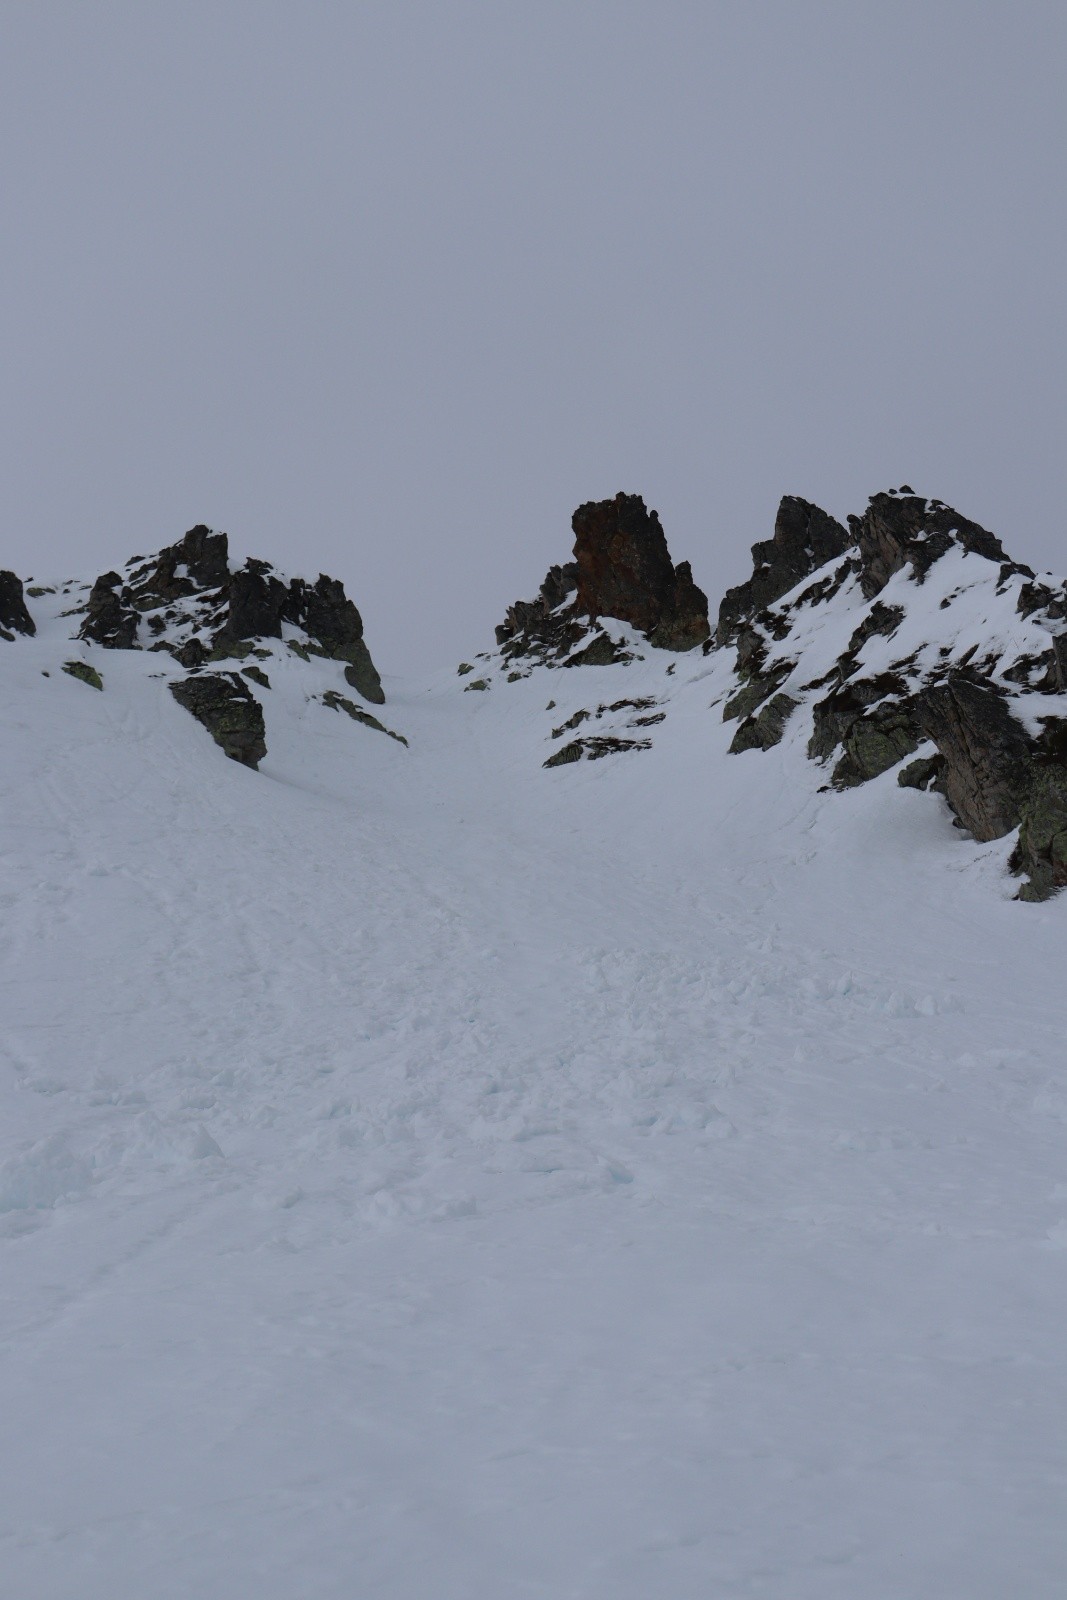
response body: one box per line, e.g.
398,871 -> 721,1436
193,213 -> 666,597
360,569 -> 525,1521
916,677 -> 1032,841
497,493 -> 708,666
54,523 -> 388,766
571,494 -> 710,651
849,492 -> 1009,599
168,673 -> 267,769
717,497 -> 850,645
718,487 -> 1067,900
0,571 -> 36,639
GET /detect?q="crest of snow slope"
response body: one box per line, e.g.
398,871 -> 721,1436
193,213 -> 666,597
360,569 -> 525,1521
2,562 -> 1067,1598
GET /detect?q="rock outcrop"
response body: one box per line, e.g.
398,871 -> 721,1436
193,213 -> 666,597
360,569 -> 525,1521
76,525 -> 385,705
0,571 -> 36,639
571,494 -> 710,651
168,673 -> 267,769
58,524 -> 388,766
718,487 -> 1067,899
497,494 -> 708,666
717,497 -> 850,645
849,492 -> 1010,599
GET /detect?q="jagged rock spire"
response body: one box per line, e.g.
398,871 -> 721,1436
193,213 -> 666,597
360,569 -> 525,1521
497,492 -> 709,664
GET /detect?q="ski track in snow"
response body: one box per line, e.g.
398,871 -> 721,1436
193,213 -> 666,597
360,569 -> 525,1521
2,610 -> 1067,1598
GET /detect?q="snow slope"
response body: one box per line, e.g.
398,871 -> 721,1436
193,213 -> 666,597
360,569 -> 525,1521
3,582 -> 1067,1598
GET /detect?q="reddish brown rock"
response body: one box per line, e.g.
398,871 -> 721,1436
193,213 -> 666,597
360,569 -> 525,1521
571,494 -> 709,651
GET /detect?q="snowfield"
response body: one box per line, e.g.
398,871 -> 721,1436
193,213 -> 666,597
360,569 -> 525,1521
2,586 -> 1067,1598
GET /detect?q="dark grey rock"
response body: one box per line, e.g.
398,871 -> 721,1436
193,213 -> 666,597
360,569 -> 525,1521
169,673 -> 267,768
728,693 -> 798,754
321,689 -> 407,744
543,734 -> 651,768
916,677 -> 1031,841
79,572 -> 139,649
849,493 -> 1007,599
0,571 -> 35,637
717,497 -> 849,645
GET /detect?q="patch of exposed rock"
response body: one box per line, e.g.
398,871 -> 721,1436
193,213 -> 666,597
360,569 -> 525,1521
497,493 -> 709,667
849,492 -> 1011,599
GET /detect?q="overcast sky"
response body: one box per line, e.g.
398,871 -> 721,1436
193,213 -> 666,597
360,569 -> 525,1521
2,3 -> 1063,673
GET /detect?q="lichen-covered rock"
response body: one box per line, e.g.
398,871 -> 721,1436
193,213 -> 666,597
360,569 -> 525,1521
341,641 -> 385,705
169,673 -> 267,768
1013,748 -> 1067,901
808,674 -> 912,765
717,497 -> 849,645
565,632 -> 632,667
830,701 -> 920,788
898,754 -> 945,791
723,662 -> 793,724
0,571 -> 35,638
62,660 -> 103,690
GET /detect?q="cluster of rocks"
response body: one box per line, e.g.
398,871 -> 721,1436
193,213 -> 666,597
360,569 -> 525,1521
78,524 -> 384,704
496,493 -> 710,668
718,489 -> 1067,900
2,526 -> 389,770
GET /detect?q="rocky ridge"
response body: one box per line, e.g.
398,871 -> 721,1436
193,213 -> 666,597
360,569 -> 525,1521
715,488 -> 1067,900
4,488 -> 1066,899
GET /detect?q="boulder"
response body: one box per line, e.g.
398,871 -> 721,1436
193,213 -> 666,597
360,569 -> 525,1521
0,571 -> 35,638
79,572 -> 140,649
169,673 -> 267,768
